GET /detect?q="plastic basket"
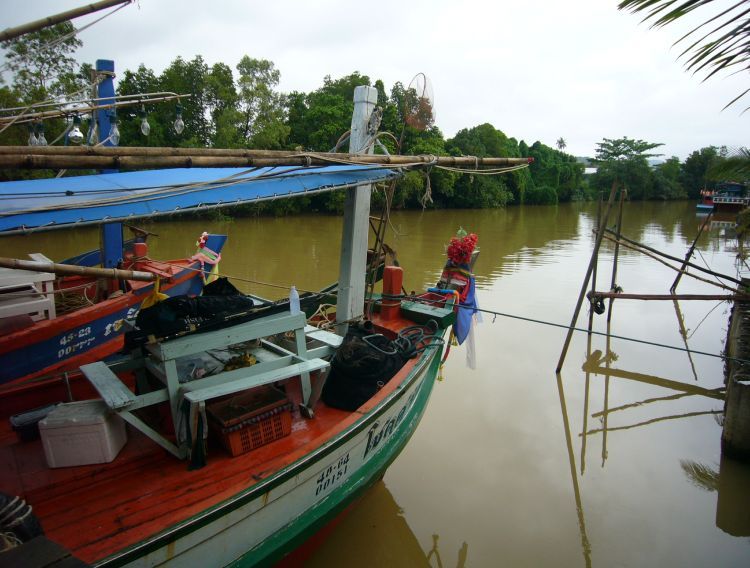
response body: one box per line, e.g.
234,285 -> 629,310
207,387 -> 292,457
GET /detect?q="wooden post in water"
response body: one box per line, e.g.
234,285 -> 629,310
670,210 -> 712,293
555,182 -> 619,373
587,196 -> 602,332
607,189 -> 626,323
336,86 -> 378,334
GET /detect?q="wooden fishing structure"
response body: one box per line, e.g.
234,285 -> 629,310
556,187 -> 750,460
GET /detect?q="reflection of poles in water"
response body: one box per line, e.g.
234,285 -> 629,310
581,330 -> 592,475
426,534 -> 444,568
556,372 -> 593,568
602,319 -> 612,467
580,352 -> 724,435
456,541 -> 468,568
672,299 -> 700,381
582,352 -> 725,399
425,533 -> 469,568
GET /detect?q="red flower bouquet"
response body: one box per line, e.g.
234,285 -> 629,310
447,232 -> 478,265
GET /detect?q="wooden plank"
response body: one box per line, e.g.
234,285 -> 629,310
304,325 -> 343,348
146,312 -> 307,361
80,362 -> 136,410
182,358 -> 329,403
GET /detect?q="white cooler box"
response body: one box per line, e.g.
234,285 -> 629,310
39,400 -> 127,468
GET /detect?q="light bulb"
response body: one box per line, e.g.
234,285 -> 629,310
68,116 -> 84,145
140,116 -> 151,136
87,120 -> 98,146
36,124 -> 47,146
109,120 -> 120,146
173,103 -> 184,134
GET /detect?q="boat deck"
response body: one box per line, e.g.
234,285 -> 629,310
0,313 -> 424,565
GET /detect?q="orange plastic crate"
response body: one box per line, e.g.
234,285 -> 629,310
207,387 -> 292,457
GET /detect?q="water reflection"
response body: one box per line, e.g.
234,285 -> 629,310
560,322 -> 750,564
308,480 -> 470,568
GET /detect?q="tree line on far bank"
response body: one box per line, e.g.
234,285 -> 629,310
0,24 -> 738,214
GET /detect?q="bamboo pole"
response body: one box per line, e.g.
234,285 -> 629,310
555,181 -> 619,373
0,257 -> 156,282
602,227 -> 742,286
587,291 -> 747,301
0,146 -> 532,170
607,189 -> 626,323
0,0 -> 131,43
670,210 -> 712,293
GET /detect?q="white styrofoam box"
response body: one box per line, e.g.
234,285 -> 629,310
39,399 -> 127,468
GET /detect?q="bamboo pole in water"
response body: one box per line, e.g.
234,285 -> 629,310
0,257 -> 156,282
0,146 -> 532,170
602,227 -> 742,286
670,210 -> 713,293
587,291 -> 748,301
555,181 -> 619,373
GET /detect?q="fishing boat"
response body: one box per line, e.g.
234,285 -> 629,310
0,82 -> 521,565
696,182 -> 750,212
0,185 -> 465,567
0,228 -> 227,386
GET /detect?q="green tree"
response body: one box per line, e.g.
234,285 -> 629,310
445,123 -> 523,208
680,146 -> 721,198
652,156 -> 686,200
592,137 -> 663,199
556,137 -> 567,151
1,22 -> 83,101
236,56 -> 288,149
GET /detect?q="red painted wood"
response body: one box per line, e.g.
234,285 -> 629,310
0,311 -> 435,564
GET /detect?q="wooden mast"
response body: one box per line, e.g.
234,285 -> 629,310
336,85 -> 377,333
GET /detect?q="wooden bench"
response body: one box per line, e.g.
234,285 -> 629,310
182,357 -> 329,404
0,252 -> 56,321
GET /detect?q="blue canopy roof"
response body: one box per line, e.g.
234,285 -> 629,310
0,165 -> 398,235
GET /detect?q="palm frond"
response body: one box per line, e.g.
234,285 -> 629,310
679,459 -> 719,492
618,0 -> 750,109
708,147 -> 750,179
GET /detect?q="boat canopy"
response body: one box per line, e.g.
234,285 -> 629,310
0,165 -> 398,235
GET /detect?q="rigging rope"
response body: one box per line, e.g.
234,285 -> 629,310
401,294 -> 749,365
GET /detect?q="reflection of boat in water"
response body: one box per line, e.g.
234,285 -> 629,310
307,480 -> 468,568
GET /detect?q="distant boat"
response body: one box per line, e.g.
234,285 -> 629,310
697,181 -> 750,212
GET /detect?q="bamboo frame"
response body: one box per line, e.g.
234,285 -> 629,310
0,146 -> 532,170
0,257 -> 155,282
0,0 -> 131,43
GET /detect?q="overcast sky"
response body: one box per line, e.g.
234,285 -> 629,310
2,0 -> 747,160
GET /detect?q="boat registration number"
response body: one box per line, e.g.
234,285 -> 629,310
315,452 -> 350,497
